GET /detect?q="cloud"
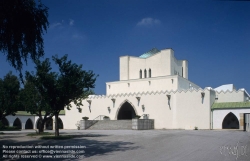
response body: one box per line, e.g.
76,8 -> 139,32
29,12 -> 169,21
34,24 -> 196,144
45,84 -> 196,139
50,19 -> 75,28
50,22 -> 62,28
72,34 -> 83,39
69,19 -> 74,26
50,20 -> 65,29
48,19 -> 85,42
136,18 -> 161,27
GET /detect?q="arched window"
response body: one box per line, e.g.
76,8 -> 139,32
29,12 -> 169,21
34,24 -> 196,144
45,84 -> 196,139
149,68 -> 151,78
139,70 -> 142,79
144,69 -> 147,78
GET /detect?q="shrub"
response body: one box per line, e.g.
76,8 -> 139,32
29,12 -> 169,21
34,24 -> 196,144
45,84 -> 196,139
134,115 -> 141,119
194,126 -> 198,130
82,117 -> 89,120
0,126 -> 20,131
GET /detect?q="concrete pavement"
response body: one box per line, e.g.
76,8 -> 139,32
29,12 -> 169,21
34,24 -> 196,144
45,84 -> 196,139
0,129 -> 250,161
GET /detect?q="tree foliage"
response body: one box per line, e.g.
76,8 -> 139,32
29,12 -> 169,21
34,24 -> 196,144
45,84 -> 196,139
0,0 -> 49,77
20,79 -> 52,133
0,72 -> 20,122
25,55 -> 97,136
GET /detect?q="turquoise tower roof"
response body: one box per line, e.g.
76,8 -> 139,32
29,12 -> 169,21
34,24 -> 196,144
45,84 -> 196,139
139,48 -> 160,58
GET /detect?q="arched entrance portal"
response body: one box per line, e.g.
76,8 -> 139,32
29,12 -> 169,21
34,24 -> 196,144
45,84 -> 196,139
13,118 -> 22,129
36,118 -> 53,130
117,102 -> 136,120
58,118 -> 64,129
25,119 -> 33,129
2,118 -> 9,127
222,112 -> 239,129
45,118 -> 53,130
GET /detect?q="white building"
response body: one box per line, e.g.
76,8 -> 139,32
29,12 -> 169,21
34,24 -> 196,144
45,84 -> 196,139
2,48 -> 250,130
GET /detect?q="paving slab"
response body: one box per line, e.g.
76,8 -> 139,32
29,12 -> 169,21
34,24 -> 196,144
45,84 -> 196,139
0,129 -> 249,161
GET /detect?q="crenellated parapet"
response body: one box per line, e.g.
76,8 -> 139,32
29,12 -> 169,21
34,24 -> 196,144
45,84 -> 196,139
87,87 -> 216,99
215,89 -> 249,103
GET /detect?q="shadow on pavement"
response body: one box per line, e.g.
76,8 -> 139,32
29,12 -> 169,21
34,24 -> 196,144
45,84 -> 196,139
0,133 -> 140,160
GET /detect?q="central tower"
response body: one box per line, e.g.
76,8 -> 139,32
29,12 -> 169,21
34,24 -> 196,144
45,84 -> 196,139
119,48 -> 188,80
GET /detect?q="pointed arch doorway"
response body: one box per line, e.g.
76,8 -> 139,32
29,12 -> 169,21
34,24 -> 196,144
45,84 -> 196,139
117,101 -> 136,120
13,118 -> 22,129
222,112 -> 239,129
25,118 -> 33,129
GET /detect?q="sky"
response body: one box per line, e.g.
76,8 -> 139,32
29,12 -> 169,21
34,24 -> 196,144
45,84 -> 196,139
0,0 -> 250,95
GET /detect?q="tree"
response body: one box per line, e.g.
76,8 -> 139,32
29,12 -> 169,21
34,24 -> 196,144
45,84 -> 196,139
0,0 -> 49,79
20,79 -> 52,133
0,72 -> 20,125
26,55 -> 97,136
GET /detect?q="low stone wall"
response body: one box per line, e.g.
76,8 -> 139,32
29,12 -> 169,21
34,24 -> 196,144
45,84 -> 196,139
80,120 -> 98,130
132,119 -> 154,130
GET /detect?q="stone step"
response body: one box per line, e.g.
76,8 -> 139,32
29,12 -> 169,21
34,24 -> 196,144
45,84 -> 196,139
87,120 -> 132,130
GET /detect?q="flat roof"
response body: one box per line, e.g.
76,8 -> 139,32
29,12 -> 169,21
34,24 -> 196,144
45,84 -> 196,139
14,110 -> 65,116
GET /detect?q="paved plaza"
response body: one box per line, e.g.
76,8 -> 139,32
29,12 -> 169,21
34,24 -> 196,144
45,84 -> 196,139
0,129 -> 250,161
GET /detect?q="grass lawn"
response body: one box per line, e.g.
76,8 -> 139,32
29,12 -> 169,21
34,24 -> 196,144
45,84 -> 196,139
27,132 -> 53,136
40,135 -> 76,140
0,126 -> 21,131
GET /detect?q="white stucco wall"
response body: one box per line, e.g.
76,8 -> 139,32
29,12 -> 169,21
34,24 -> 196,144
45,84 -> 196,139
106,75 -> 200,95
174,89 -> 215,130
64,88 -> 215,130
177,76 -> 200,91
216,90 -> 246,103
106,76 -> 178,95
182,60 -> 188,79
119,56 -> 129,80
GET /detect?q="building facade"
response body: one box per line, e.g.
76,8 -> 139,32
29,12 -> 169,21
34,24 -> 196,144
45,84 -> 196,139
2,48 -> 250,130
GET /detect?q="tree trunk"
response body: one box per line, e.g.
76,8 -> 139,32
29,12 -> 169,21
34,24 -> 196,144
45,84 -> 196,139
54,112 -> 59,137
38,119 -> 45,133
